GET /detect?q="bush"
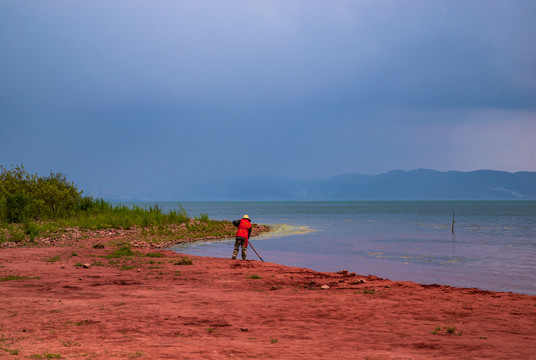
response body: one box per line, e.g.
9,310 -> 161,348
2,192 -> 28,223
0,164 -> 83,222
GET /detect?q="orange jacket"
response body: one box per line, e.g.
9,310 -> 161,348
235,218 -> 252,243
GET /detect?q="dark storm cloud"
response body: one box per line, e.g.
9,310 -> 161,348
1,0 -> 535,198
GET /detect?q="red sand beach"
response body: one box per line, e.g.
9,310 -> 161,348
1,235 -> 535,359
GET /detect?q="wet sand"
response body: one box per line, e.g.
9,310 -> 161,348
0,236 -> 535,359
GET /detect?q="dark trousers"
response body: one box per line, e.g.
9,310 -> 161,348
232,237 -> 248,260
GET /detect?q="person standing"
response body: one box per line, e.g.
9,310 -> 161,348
232,215 -> 252,260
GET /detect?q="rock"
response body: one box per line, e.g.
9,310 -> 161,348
82,263 -> 91,268
240,328 -> 249,332
321,285 -> 330,290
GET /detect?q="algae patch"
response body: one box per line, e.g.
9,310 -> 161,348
257,224 -> 318,239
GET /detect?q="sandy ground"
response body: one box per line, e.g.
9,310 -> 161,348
0,236 -> 535,359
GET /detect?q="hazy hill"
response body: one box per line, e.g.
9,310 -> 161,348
181,169 -> 536,201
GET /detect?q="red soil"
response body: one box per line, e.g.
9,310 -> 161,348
0,237 -> 535,359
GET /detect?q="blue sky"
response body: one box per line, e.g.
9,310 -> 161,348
1,1 -> 535,199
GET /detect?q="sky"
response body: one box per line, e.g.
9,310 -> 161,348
1,0 -> 535,199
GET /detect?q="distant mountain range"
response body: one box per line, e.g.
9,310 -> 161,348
182,169 -> 536,201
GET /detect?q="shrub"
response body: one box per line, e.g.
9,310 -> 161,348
2,192 -> 28,223
0,164 -> 83,222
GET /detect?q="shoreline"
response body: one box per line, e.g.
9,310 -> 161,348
1,234 -> 535,359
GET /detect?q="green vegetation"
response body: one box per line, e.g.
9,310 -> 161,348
431,326 -> 463,336
146,252 -> 164,258
45,255 -> 62,263
30,353 -> 62,359
106,244 -> 136,258
249,274 -> 262,279
174,257 -> 193,265
0,164 -> 82,222
195,212 -> 210,222
63,340 -> 81,347
0,274 -> 40,281
127,351 -> 145,358
0,346 -> 19,355
0,164 -> 247,245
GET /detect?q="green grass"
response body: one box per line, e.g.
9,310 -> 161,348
249,274 -> 262,279
174,257 -> 193,265
0,274 -> 40,281
63,340 -> 81,347
195,212 -> 210,222
106,245 -> 136,258
30,353 -> 62,359
146,252 -> 164,258
45,255 -> 61,263
0,347 -> 19,355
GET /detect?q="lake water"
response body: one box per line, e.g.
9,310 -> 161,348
131,201 -> 535,295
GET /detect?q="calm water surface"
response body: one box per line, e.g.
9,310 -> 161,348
129,201 -> 536,295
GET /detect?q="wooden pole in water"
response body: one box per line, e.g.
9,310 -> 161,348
451,211 -> 455,234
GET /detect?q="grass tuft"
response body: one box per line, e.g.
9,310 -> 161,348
45,255 -> 61,263
146,252 -> 164,258
0,274 -> 40,281
106,245 -> 135,259
174,257 -> 193,265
